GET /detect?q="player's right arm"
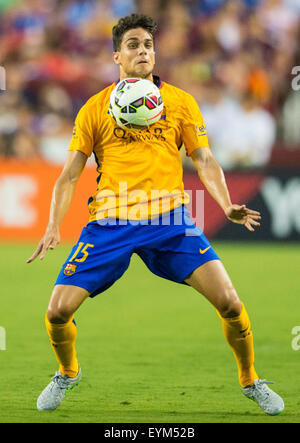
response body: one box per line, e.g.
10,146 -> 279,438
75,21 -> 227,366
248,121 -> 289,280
27,150 -> 88,263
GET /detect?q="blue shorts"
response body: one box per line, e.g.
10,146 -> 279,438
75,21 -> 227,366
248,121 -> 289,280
55,206 -> 219,297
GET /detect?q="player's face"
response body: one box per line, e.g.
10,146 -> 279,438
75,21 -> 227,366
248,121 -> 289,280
113,27 -> 155,81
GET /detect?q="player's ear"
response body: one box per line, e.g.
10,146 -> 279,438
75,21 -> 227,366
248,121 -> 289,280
113,51 -> 121,65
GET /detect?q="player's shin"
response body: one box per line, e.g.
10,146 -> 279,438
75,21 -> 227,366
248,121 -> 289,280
45,313 -> 79,378
217,303 -> 258,387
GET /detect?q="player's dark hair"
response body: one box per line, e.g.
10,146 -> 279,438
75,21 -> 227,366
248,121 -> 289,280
112,13 -> 157,51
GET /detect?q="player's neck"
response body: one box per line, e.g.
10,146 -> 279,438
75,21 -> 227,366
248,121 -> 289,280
119,71 -> 153,82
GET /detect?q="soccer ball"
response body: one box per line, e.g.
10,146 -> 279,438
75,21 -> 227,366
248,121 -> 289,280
109,78 -> 164,129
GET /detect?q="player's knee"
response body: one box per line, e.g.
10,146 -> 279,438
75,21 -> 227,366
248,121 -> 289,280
217,285 -> 242,318
46,306 -> 72,324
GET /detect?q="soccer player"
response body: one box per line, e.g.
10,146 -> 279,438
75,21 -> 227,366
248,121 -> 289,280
27,13 -> 284,415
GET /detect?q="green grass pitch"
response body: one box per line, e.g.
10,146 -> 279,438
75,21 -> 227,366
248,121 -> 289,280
1,241 -> 300,423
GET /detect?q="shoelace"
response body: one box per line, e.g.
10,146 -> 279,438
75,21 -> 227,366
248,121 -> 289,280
50,373 -> 71,391
257,379 -> 274,386
251,379 -> 275,401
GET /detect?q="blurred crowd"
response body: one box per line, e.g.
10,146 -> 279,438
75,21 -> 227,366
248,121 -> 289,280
0,0 -> 299,170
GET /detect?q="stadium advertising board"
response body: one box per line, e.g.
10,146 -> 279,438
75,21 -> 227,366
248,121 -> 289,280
185,169 -> 300,242
0,161 -> 299,242
0,160 -> 95,242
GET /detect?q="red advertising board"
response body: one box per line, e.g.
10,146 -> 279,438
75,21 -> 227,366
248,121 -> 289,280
0,160 -> 97,242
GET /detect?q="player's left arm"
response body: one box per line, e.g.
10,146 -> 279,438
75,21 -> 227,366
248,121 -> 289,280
191,147 -> 261,231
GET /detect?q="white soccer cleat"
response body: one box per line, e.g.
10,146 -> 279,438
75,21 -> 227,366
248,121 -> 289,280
37,367 -> 82,411
242,379 -> 284,416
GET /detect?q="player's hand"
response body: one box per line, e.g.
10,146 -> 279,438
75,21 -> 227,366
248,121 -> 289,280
225,204 -> 261,232
26,225 -> 60,263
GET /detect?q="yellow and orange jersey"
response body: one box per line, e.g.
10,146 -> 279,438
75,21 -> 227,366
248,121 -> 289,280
68,75 -> 209,221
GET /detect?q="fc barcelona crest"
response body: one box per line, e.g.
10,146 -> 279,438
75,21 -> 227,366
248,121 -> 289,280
63,263 -> 77,276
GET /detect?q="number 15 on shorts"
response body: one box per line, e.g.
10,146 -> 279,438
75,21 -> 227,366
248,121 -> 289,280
69,242 -> 94,263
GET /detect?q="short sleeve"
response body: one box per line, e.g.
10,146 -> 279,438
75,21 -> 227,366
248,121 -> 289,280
68,104 -> 94,157
181,93 -> 210,156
